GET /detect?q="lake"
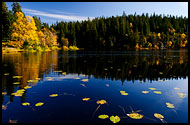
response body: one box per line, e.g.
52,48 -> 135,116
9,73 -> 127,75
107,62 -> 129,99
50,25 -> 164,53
2,49 -> 188,123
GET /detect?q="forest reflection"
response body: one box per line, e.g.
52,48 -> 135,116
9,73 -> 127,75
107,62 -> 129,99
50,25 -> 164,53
2,49 -> 188,103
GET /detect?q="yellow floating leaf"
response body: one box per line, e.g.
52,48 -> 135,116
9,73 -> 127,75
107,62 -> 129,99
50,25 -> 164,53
62,72 -> 66,75
165,80 -> 169,81
35,102 -> 44,107
153,91 -> 162,94
54,70 -> 62,72
127,113 -> 143,119
96,100 -> 107,105
2,92 -> 7,95
98,114 -> 109,119
110,115 -> 120,123
177,93 -> 186,98
149,88 -> 156,90
104,68 -> 108,71
81,79 -> 89,82
165,102 -> 175,108
47,78 -> 53,81
35,78 -> 41,80
157,80 -> 163,82
49,94 -> 58,97
142,91 -> 149,94
27,80 -> 38,83
82,98 -> 90,101
120,91 -> 128,95
2,105 -> 7,110
154,113 -> 164,119
12,76 -> 23,79
14,93 -> 23,96
22,102 -> 30,106
13,82 -> 20,85
46,77 -> 52,79
9,119 -> 18,123
24,86 -> 32,89
80,74 -> 86,76
174,88 -> 180,90
74,77 -> 80,79
4,73 -> 9,75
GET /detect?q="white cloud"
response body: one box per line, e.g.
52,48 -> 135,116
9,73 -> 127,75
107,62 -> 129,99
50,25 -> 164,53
22,8 -> 94,22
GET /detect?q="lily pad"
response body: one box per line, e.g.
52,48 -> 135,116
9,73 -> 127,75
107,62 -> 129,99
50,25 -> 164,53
22,102 -> 30,106
149,88 -> 156,90
49,94 -> 58,97
110,115 -> 120,123
35,102 -> 44,107
98,114 -> 109,119
82,98 -> 90,101
96,100 -> 107,105
81,79 -> 89,82
142,91 -> 149,94
153,91 -> 162,94
127,113 -> 143,119
154,113 -> 164,119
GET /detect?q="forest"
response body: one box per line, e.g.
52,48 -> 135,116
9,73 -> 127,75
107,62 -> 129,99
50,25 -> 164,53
2,2 -> 188,51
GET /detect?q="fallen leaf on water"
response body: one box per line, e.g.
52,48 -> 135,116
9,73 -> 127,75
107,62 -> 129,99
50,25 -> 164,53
157,80 -> 163,82
9,119 -> 18,123
177,93 -> 186,98
159,72 -> 163,75
96,100 -> 107,105
2,92 -> 7,95
22,102 -> 30,106
98,114 -> 109,119
81,74 -> 86,76
120,91 -> 128,95
166,102 -> 175,108
24,86 -> 32,89
82,98 -> 90,101
12,76 -> 23,79
35,78 -> 41,80
13,82 -> 20,85
49,94 -> 58,97
4,73 -> 9,75
54,70 -> 62,72
80,84 -> 86,87
154,113 -> 164,119
35,102 -> 44,107
142,91 -> 149,94
153,91 -> 162,94
105,84 -> 110,87
47,78 -> 53,81
149,88 -> 156,90
62,72 -> 66,75
165,80 -> 169,81
110,115 -> 120,123
127,113 -> 143,119
174,88 -> 180,90
27,80 -> 38,83
2,105 -> 7,110
74,77 -> 80,79
81,79 -> 89,82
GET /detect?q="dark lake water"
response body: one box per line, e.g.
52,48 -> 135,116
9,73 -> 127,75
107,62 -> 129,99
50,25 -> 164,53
2,49 -> 188,123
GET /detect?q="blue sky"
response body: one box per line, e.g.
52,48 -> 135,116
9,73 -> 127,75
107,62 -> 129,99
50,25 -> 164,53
6,2 -> 188,25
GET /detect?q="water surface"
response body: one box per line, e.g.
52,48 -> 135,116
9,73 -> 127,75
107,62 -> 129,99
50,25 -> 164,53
2,49 -> 188,123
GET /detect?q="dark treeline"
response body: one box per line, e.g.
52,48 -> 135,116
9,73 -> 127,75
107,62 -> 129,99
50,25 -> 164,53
51,11 -> 188,50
